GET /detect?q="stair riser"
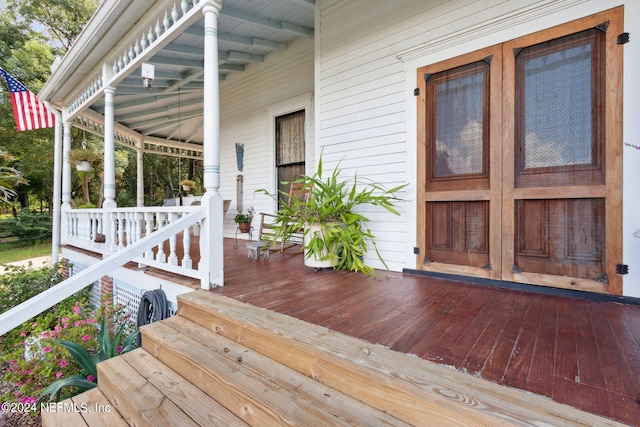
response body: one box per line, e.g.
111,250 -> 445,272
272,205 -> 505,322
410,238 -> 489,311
176,293 -> 506,427
140,320 -> 359,426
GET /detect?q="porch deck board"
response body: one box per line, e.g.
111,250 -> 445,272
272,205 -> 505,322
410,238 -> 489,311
208,238 -> 640,425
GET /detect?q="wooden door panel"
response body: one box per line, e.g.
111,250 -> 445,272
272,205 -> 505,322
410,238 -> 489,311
427,201 -> 489,267
514,198 -> 605,280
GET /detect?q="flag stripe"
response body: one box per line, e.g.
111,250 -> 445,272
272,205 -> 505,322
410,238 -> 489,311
0,68 -> 55,132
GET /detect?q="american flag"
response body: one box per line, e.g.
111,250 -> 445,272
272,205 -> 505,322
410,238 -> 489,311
0,68 -> 55,131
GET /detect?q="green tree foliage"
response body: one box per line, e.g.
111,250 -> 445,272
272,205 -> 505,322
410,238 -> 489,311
6,0 -> 99,53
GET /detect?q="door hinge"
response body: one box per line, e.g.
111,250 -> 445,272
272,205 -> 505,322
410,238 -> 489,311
617,33 -> 630,44
616,264 -> 629,275
413,88 -> 420,96
413,247 -> 420,254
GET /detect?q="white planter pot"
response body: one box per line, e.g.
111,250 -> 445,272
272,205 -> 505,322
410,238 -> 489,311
303,223 -> 335,269
76,161 -> 92,172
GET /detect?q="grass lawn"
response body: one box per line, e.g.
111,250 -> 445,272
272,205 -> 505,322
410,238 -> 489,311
0,240 -> 53,264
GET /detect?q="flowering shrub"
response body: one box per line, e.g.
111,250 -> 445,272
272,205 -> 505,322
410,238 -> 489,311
1,292 -> 137,411
3,298 -> 97,407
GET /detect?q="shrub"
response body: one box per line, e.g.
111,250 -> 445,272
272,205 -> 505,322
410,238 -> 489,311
0,265 -> 65,318
1,295 -> 138,412
0,211 -> 52,244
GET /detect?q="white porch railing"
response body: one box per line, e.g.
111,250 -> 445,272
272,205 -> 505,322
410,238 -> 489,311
0,208 -> 205,336
62,206 -> 203,279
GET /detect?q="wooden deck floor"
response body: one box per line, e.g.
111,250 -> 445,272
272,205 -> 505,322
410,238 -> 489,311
206,238 -> 640,426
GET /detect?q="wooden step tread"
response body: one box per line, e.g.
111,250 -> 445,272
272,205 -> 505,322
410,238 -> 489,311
41,388 -> 128,427
140,316 -> 407,426
176,290 -> 627,427
97,349 -> 247,427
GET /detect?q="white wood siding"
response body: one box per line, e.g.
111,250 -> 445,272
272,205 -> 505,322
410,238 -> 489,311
218,37 -> 314,237
317,0 -> 640,296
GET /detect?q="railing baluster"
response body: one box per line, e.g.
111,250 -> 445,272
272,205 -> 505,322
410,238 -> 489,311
110,211 -> 118,253
183,222 -> 192,269
156,211 -> 166,263
144,212 -> 154,261
168,212 -> 178,265
117,212 -> 125,250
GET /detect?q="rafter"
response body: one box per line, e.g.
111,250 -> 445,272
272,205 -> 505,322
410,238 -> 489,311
222,6 -> 313,38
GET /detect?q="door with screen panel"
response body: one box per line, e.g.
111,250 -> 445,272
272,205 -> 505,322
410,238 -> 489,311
416,7 -> 623,294
416,46 -> 503,281
501,8 -> 622,294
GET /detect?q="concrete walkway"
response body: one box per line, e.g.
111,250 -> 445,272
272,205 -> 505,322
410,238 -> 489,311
0,256 -> 52,275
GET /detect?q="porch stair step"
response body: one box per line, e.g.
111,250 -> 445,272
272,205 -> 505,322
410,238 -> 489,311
44,290 -> 627,427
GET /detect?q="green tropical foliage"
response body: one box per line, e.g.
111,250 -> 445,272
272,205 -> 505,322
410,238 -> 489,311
259,157 -> 407,275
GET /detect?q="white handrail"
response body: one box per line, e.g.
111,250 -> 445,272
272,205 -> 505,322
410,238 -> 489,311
0,209 -> 204,336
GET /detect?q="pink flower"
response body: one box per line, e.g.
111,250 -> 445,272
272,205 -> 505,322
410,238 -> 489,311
55,371 -> 63,378
20,331 -> 26,337
21,397 -> 36,404
61,317 -> 68,324
87,375 -> 95,382
81,335 -> 91,341
55,325 -> 62,332
59,360 -> 67,368
49,331 -> 56,338
116,346 -> 122,353
43,347 -> 52,353
73,306 -> 80,315
41,331 -> 49,338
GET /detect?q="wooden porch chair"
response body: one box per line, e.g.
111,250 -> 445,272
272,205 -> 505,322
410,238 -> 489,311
251,182 -> 310,257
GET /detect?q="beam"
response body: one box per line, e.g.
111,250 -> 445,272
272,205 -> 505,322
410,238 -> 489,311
221,6 -> 313,38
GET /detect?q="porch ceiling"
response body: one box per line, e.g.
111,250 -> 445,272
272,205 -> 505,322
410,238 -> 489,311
42,0 -> 314,153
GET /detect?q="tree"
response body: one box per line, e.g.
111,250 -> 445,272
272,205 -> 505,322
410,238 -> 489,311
0,0 -> 98,212
6,0 -> 99,53
0,150 -> 27,209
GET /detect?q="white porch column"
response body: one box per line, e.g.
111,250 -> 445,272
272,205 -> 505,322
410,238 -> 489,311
62,122 -> 72,209
136,140 -> 144,207
47,103 -> 62,264
103,81 -> 117,254
200,0 -> 223,289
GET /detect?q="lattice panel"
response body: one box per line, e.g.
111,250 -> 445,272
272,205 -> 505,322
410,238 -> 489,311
68,263 -> 101,308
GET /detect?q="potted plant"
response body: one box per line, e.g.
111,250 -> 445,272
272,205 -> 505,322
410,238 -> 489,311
67,148 -> 99,171
259,158 -> 406,275
234,206 -> 254,233
180,179 -> 196,192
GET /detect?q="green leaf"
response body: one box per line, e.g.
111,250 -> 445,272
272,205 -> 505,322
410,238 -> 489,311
59,339 -> 97,378
38,376 -> 97,403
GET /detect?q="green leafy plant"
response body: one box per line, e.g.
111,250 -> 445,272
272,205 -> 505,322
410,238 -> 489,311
258,157 -> 406,275
234,213 -> 250,223
38,314 -> 138,402
179,179 -> 196,193
66,148 -> 100,165
234,206 -> 255,224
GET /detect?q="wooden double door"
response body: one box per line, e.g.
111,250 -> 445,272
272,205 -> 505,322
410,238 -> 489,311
416,8 -> 623,294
